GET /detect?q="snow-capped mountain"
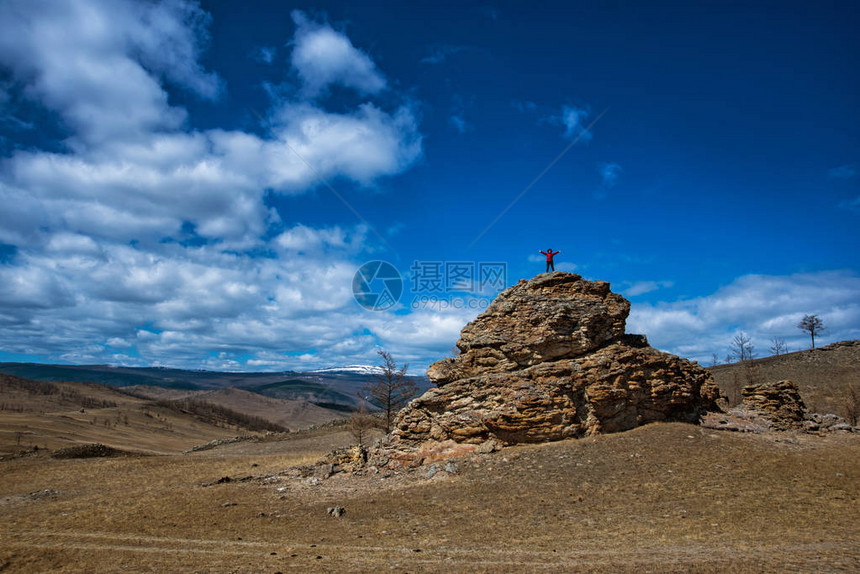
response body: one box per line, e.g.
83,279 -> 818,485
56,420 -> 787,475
307,365 -> 386,376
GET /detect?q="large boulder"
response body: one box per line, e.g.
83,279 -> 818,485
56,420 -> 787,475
740,380 -> 806,430
373,272 -> 722,466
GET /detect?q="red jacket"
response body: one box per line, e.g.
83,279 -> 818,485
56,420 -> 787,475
540,250 -> 560,262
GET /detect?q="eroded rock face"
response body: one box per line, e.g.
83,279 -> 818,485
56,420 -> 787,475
428,273 -> 630,384
374,272 -> 721,466
741,380 -> 806,430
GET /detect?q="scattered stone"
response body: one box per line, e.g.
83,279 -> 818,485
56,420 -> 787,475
28,489 -> 59,500
477,439 -> 502,454
701,410 -> 769,433
444,461 -> 459,474
326,506 -> 346,517
425,465 -> 438,479
216,476 -> 232,484
315,445 -> 368,475
305,477 -> 321,486
220,501 -> 237,507
314,464 -> 334,479
184,435 -> 261,453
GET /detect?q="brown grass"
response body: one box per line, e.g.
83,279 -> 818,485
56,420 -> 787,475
0,376 -> 349,456
1,422 -> 858,572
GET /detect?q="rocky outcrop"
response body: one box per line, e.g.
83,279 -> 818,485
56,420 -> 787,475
371,272 -> 722,467
702,380 -> 858,434
740,380 -> 806,430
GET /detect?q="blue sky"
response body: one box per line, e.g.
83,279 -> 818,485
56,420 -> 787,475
0,0 -> 857,371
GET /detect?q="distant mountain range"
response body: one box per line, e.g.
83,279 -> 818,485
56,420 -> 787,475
0,362 -> 431,411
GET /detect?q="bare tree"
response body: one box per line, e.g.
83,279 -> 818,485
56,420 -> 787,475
844,383 -> 859,426
711,353 -> 720,367
730,332 -> 755,363
348,400 -> 378,446
362,350 -> 417,433
798,314 -> 824,349
769,337 -> 788,356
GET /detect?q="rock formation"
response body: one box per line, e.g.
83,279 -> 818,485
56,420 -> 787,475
740,380 -> 806,430
371,272 -> 722,467
701,379 -> 858,434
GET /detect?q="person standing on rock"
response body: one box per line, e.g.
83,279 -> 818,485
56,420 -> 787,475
539,248 -> 560,272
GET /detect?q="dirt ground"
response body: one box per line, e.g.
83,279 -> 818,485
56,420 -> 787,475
1,423 -> 858,573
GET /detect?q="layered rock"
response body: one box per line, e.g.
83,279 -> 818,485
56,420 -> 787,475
701,380 -> 857,433
373,272 -> 721,465
740,380 -> 806,430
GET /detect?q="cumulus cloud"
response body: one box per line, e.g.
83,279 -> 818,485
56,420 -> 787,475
0,0 -> 429,370
0,0 -> 220,146
290,10 -> 386,98
627,271 -> 860,363
269,101 -> 422,187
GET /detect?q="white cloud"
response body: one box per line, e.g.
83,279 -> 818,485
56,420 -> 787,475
0,1 -> 430,371
290,10 -> 386,98
270,101 -> 422,187
0,0 -> 220,146
622,280 -> 673,297
274,224 -> 367,254
551,105 -> 592,142
627,271 -> 860,363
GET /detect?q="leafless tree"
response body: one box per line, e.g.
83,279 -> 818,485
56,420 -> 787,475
797,314 -> 824,349
730,332 -> 755,363
362,350 -> 417,433
844,383 -> 859,426
348,400 -> 378,446
711,353 -> 720,367
769,337 -> 788,356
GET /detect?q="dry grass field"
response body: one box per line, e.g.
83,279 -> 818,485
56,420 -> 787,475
0,375 -> 343,456
2,423 -> 858,572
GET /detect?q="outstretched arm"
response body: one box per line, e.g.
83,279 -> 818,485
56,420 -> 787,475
539,250 -> 547,255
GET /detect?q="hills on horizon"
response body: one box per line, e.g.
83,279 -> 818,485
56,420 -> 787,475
0,361 -> 431,413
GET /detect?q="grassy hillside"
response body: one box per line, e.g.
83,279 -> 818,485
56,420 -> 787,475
708,340 -> 860,417
0,375 -> 340,456
0,362 -> 432,411
123,386 -> 347,431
